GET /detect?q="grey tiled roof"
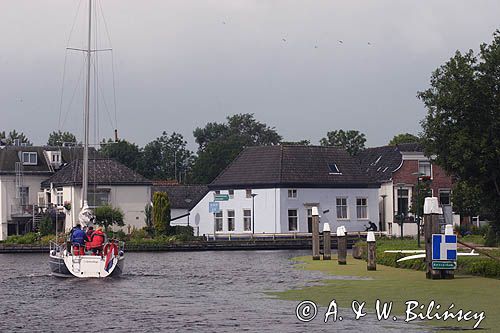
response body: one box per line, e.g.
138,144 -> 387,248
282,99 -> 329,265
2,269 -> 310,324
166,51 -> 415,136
0,146 -> 99,175
210,145 -> 379,189
152,185 -> 209,210
357,146 -> 403,182
41,158 -> 151,188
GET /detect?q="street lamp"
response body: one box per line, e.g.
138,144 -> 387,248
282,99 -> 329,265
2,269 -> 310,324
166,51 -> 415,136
251,193 -> 258,235
396,183 -> 406,239
412,172 -> 426,247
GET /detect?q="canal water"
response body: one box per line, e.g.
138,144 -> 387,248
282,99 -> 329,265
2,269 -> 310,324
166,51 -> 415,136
0,250 -> 427,332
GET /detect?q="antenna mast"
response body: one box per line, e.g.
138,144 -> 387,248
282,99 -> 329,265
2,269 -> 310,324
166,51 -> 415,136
82,0 -> 92,207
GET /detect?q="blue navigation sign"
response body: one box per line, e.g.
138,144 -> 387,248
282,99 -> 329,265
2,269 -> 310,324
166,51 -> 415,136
432,234 -> 457,261
209,201 -> 220,213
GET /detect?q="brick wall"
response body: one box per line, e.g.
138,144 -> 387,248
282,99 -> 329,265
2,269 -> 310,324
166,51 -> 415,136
393,160 -> 453,195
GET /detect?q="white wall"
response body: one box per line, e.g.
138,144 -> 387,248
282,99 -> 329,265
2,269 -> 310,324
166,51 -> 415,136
0,174 -> 48,240
190,187 -> 380,236
279,188 -> 380,233
190,188 -> 278,236
49,184 -> 151,233
171,208 -> 189,226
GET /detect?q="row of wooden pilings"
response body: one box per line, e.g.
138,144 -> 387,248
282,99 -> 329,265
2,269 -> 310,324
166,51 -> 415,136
311,207 -> 377,270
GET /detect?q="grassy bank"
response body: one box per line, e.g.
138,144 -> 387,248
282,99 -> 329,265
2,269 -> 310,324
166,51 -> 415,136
354,238 -> 500,279
272,255 -> 500,331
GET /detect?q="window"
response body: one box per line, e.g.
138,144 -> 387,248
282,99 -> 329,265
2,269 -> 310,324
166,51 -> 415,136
307,208 -> 313,233
288,189 -> 297,198
228,189 -> 234,199
439,189 -> 451,206
56,188 -> 63,207
52,153 -> 60,162
22,152 -> 37,165
246,189 -> 252,199
397,189 -> 409,217
227,210 -> 235,231
418,160 -> 432,178
328,163 -> 341,174
243,209 -> 252,231
87,190 -> 109,207
336,198 -> 348,219
214,190 -> 220,195
19,186 -> 29,205
288,209 -> 298,231
215,211 -> 223,231
356,198 -> 368,219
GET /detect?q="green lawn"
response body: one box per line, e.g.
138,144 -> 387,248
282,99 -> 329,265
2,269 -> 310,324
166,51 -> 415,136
272,255 -> 500,331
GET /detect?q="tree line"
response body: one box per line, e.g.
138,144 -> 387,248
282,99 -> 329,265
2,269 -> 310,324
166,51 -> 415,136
2,119 -> 420,185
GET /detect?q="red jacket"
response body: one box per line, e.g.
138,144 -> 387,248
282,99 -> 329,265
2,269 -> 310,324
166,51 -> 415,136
88,230 -> 105,249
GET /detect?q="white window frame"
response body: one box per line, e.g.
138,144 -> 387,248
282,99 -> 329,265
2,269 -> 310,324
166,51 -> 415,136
56,188 -> 64,207
418,160 -> 432,178
439,189 -> 451,206
215,211 -> 223,232
336,197 -> 348,220
22,152 -> 37,165
243,209 -> 252,231
288,189 -> 297,199
356,197 -> 368,219
227,210 -> 235,231
288,209 -> 298,231
246,189 -> 252,199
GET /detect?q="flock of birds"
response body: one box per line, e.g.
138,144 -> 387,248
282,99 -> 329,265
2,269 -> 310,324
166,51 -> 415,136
222,21 -> 374,49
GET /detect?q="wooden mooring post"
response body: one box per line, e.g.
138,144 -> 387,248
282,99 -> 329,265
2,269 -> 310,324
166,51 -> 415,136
337,226 -> 347,265
323,223 -> 331,260
424,197 -> 454,279
367,231 -> 376,271
312,207 -> 320,260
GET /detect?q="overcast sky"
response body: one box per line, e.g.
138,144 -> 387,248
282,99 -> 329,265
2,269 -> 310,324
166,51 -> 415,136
1,0 -> 499,150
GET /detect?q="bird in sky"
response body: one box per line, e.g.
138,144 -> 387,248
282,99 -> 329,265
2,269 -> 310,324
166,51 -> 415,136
338,40 -> 343,44
368,42 -> 372,45
282,38 -> 286,42
314,45 -> 318,49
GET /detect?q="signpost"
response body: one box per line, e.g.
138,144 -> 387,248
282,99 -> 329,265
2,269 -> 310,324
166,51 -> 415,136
214,194 -> 229,201
209,201 -> 220,213
209,202 -> 220,241
431,234 -> 457,274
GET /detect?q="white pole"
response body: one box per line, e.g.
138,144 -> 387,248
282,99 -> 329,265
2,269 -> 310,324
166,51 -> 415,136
82,0 -> 92,208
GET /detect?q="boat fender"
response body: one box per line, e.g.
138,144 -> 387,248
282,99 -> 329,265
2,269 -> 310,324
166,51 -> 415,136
50,250 -> 56,256
119,250 -> 124,257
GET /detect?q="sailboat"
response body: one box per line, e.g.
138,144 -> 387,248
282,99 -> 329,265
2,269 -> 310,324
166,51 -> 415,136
49,0 -> 125,278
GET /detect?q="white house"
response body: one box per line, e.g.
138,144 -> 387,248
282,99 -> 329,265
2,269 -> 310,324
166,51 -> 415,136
190,145 -> 381,237
0,145 -> 97,240
40,158 -> 152,233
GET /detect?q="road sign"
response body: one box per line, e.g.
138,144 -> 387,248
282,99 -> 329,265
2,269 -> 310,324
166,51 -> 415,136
214,194 -> 229,201
432,234 -> 457,261
432,261 -> 457,270
209,201 -> 220,213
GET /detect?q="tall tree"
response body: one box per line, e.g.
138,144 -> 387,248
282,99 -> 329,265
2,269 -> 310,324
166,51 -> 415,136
418,30 -> 500,233
94,205 -> 125,232
0,130 -> 31,146
140,132 -> 194,181
320,130 -> 366,155
152,192 -> 171,236
191,113 -> 282,183
47,131 -> 77,146
389,133 -> 420,146
100,139 -> 142,173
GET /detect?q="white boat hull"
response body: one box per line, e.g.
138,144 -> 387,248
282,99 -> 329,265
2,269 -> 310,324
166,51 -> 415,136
49,249 -> 124,278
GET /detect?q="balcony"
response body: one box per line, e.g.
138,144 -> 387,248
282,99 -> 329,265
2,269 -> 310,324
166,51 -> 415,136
10,204 -> 35,218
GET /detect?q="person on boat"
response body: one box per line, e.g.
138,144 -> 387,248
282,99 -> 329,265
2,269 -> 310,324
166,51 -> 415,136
86,226 -> 94,239
70,224 -> 87,256
88,226 -> 106,255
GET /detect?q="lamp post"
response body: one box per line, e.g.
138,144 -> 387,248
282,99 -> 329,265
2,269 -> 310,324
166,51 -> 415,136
251,193 -> 258,236
396,183 -> 405,239
411,172 -> 426,248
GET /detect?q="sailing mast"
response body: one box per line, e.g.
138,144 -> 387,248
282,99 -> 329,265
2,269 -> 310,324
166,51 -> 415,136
82,0 -> 92,209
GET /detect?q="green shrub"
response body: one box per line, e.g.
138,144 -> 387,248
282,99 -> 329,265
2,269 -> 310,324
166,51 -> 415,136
108,230 -> 127,240
5,232 -> 39,244
38,215 -> 54,236
130,228 -> 150,240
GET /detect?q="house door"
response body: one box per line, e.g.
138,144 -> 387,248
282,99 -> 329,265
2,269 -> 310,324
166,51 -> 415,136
307,208 -> 313,233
